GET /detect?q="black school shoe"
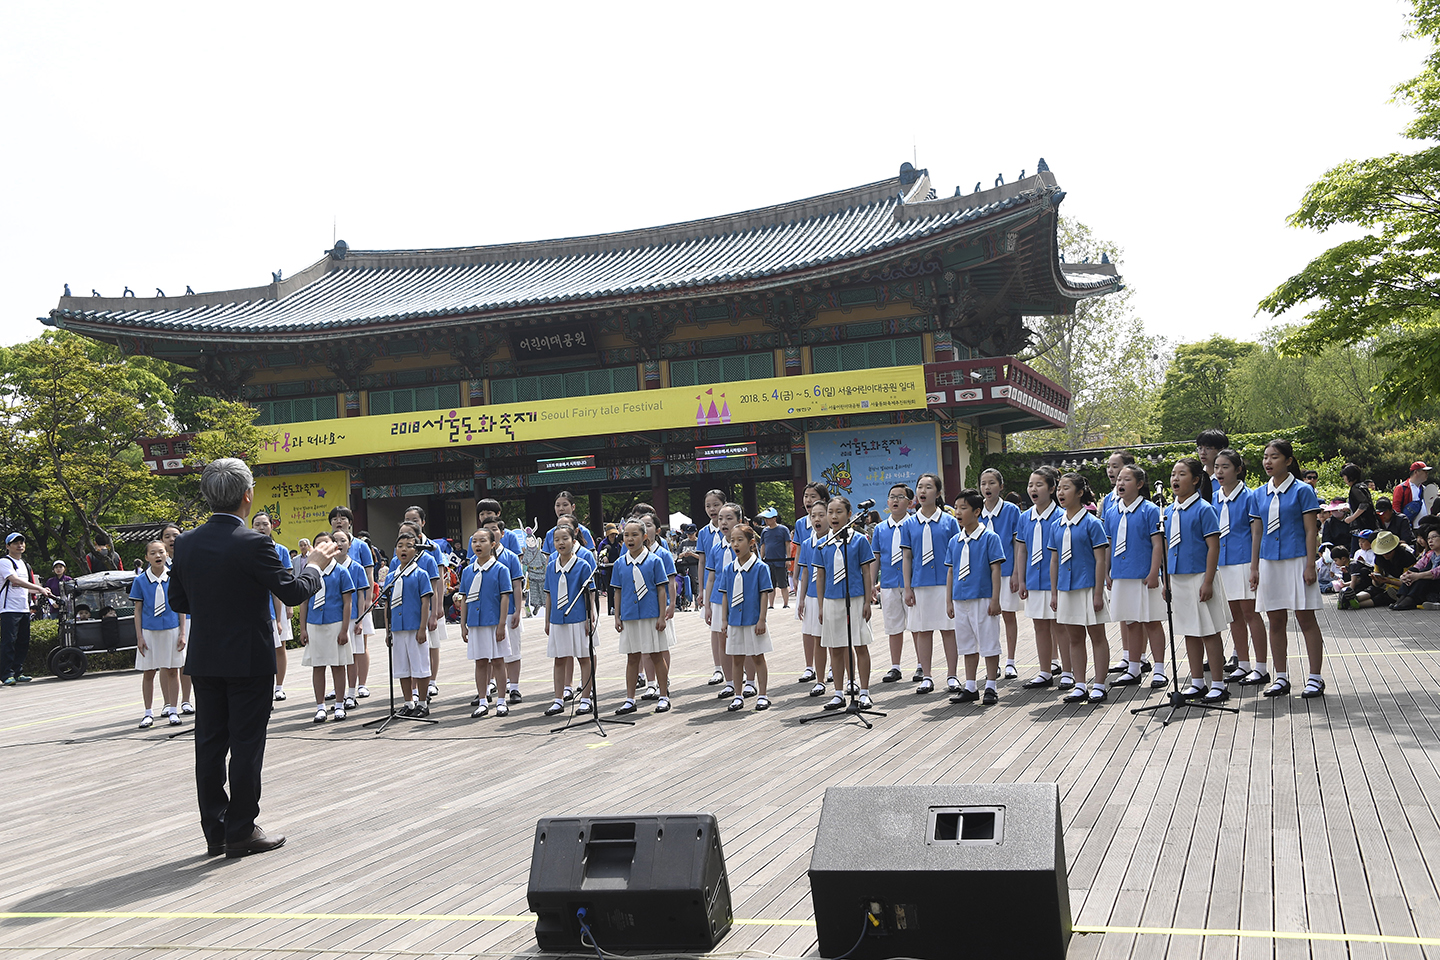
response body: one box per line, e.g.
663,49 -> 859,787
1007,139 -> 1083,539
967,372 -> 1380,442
881,667 -> 903,683
949,688 -> 980,704
982,687 -> 999,706
1020,674 -> 1053,689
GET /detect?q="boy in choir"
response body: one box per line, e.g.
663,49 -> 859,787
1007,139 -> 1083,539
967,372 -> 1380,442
945,489 -> 1006,706
901,473 -> 961,695
299,532 -> 354,723
815,495 -> 877,710
1196,429 -> 1229,482
458,528 -> 512,718
130,540 -> 187,728
382,533 -> 434,716
872,482 -> 913,684
717,523 -> 774,712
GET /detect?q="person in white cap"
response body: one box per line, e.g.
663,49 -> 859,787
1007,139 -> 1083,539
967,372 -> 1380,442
2,534 -> 54,684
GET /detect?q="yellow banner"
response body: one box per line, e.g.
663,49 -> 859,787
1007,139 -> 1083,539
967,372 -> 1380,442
252,471 -> 351,551
256,366 -> 927,464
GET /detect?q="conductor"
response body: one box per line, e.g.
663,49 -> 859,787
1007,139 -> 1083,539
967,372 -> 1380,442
170,458 -> 339,858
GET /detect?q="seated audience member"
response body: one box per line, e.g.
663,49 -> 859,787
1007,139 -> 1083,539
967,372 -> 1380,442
1317,545 -> 1349,594
1375,497 -> 1414,546
1391,528 -> 1440,610
1319,500 -> 1350,551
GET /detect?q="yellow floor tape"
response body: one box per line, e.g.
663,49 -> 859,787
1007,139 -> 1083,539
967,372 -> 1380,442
0,912 -> 1434,946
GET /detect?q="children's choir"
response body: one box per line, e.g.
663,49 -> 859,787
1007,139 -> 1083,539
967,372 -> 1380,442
132,433 -> 1347,728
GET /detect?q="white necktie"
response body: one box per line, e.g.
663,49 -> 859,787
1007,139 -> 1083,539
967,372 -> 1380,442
391,561 -> 416,609
631,554 -> 648,601
554,556 -> 571,611
1169,509 -> 1182,551
982,505 -> 997,538
956,533 -> 971,581
1114,498 -> 1137,558
833,540 -> 846,585
920,515 -> 935,567
468,558 -> 495,603
732,562 -> 745,608
889,520 -> 903,566
315,560 -> 336,609
1218,499 -> 1231,539
1061,519 -> 1074,564
1030,513 -> 1045,566
150,570 -> 167,617
1268,487 -> 1282,534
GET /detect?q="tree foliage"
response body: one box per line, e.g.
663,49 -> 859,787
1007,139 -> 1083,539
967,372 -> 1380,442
1259,0 -> 1440,412
1154,336 -> 1257,441
1013,218 -> 1169,451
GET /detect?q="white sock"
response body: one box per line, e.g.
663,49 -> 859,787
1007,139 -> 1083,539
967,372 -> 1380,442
1239,661 -> 1251,672
1073,681 -> 1088,694
1037,671 -> 1052,680
965,680 -> 977,692
1060,672 -> 1074,682
316,702 -> 325,710
859,688 -> 869,696
985,679 -> 998,690
1211,680 -> 1227,691
890,663 -> 901,671
1091,682 -> 1106,692
143,708 -> 152,717
1152,665 -> 1166,677
508,682 -> 519,692
1189,677 -> 1204,689
1006,658 -> 1015,667
1256,661 -> 1268,674
1308,673 -> 1323,684
1277,671 -> 1289,681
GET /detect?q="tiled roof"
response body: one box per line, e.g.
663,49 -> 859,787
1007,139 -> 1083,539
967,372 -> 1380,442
48,167 -> 1118,341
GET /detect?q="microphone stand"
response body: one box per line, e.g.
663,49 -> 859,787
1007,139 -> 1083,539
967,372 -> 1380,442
1132,482 -> 1240,726
553,562 -> 634,736
801,506 -> 886,729
364,590 -> 439,733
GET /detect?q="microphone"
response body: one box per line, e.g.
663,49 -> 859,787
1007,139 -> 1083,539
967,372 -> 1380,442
857,498 -> 876,510
1154,482 -> 1165,494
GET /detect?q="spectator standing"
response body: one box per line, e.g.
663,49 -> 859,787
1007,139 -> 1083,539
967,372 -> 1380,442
41,559 -> 72,619
1393,461 -> 1432,523
2,534 -> 54,685
1341,463 -> 1378,553
758,508 -> 791,609
84,531 -> 125,573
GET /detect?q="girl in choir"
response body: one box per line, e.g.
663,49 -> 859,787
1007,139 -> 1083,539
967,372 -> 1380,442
815,495 -> 877,710
1100,450 -> 1136,515
946,489 -> 1006,705
130,540 -> 186,728
460,528 -> 513,718
638,511 -> 679,700
1047,473 -> 1112,704
792,482 -> 831,632
543,523 -> 597,717
717,523 -> 774,712
1015,466 -> 1066,690
704,503 -> 740,697
696,488 -> 728,686
330,529 -> 368,710
1250,439 -> 1327,698
902,472 -> 961,695
795,499 -> 830,693
1166,458 -> 1233,701
299,532 -> 355,723
872,482 -> 914,683
1213,448 -> 1270,686
614,518 -> 673,714
978,469 -> 1023,678
1103,464 -> 1167,689
159,522 -> 194,715
543,490 -> 596,554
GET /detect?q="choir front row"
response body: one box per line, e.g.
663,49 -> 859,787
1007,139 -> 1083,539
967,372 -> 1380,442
125,439 -> 1326,726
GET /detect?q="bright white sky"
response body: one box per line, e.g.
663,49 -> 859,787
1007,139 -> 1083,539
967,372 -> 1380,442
0,1 -> 1424,350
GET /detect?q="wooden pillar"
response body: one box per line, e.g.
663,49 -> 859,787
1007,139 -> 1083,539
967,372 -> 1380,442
650,465 -> 669,520
941,423 -> 963,500
742,478 -> 758,520
792,446 -> 807,518
588,490 -> 604,534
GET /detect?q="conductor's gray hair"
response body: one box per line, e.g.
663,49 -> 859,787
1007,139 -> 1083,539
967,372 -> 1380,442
201,458 -> 254,513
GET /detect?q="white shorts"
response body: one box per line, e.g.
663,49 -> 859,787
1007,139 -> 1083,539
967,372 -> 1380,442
618,617 -> 671,655
726,623 -> 774,657
302,622 -> 355,667
1109,579 -> 1165,623
879,586 -> 907,636
801,595 -> 821,635
906,585 -> 954,633
952,598 -> 1002,657
998,579 -> 1022,613
390,629 -> 430,679
821,597 -> 873,648
505,613 -> 523,663
1169,572 -> 1232,637
465,625 -> 508,662
547,621 -> 590,660
1255,556 -> 1322,614
1024,589 -> 1057,621
1055,589 -> 1110,626
135,628 -> 185,671
1219,563 -> 1255,603
427,619 -> 446,650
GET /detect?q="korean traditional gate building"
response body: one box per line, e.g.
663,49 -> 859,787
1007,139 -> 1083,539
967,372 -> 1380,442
47,161 -> 1120,546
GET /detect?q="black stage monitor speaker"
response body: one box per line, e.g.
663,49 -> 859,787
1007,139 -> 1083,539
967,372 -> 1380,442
809,783 -> 1070,960
527,813 -> 732,952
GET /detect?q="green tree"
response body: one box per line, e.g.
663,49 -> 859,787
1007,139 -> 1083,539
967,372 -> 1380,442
1258,0 -> 1440,412
1013,218 -> 1169,451
0,332 -> 173,564
1154,336 -> 1257,440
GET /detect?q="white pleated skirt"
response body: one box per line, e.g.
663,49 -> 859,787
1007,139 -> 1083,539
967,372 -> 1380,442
427,619 -> 447,649
906,585 -> 954,632
1169,572 -> 1233,636
821,597 -> 873,648
505,614 -> 523,662
466,625 -> 508,661
349,620 -> 367,655
547,621 -> 590,659
726,623 -> 774,656
618,617 -> 671,655
952,599 -> 1002,656
1219,563 -> 1255,602
1255,556 -> 1322,613
302,623 -> 354,667
1024,590 -> 1057,621
1055,589 -> 1110,626
801,596 -> 821,635
1110,579 -> 1165,624
135,628 -> 185,671
998,581 -> 1022,613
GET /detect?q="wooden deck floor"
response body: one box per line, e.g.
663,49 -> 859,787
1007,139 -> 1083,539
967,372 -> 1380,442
1,597 -> 1438,959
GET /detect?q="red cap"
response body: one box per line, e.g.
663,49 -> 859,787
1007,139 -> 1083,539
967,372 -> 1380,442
1411,461 -> 1432,473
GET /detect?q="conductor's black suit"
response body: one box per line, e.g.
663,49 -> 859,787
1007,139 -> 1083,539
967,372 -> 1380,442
171,513 -> 320,849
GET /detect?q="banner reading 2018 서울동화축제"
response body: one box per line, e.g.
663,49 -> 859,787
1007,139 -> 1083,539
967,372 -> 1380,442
804,422 -> 941,512
254,367 -> 928,464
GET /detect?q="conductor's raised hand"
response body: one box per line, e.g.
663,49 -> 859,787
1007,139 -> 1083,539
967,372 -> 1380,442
307,539 -> 342,569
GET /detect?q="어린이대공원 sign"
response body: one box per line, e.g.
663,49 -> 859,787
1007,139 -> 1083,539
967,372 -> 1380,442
255,367 -> 927,464
251,471 -> 350,552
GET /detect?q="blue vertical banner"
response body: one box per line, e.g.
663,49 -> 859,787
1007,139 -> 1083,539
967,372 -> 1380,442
805,423 -> 941,509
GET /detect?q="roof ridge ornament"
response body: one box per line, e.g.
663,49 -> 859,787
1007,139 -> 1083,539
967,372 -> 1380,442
327,240 -> 349,261
1037,157 -> 1050,173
